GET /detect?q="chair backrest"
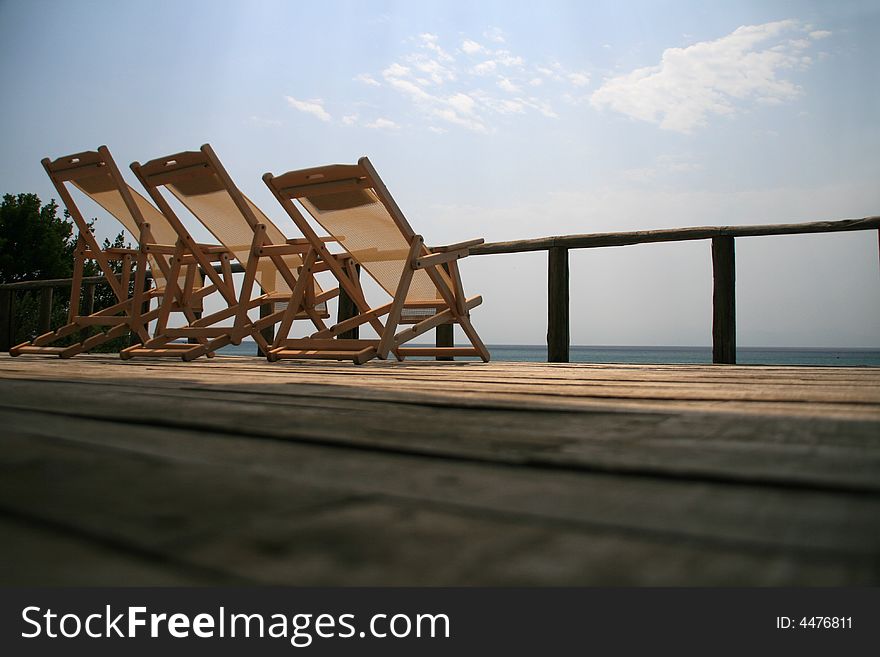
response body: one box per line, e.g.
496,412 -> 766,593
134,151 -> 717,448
43,146 -> 179,289
267,157 -> 449,303
135,145 -> 319,298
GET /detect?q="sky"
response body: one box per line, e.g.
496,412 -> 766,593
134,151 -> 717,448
0,0 -> 878,347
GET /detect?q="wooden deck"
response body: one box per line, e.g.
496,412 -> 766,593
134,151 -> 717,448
0,353 -> 878,586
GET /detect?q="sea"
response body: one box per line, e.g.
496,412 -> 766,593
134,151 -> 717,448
218,343 -> 880,366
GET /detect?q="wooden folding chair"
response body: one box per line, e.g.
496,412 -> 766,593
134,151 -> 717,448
123,144 -> 337,360
9,146 -> 232,358
263,157 -> 490,364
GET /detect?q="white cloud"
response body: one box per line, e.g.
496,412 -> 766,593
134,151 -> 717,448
383,62 -> 411,78
568,72 -> 590,87
447,92 -> 477,115
473,60 -> 498,76
365,117 -> 399,130
522,97 -> 559,119
341,114 -> 359,126
590,20 -> 827,133
484,26 -> 505,43
536,66 -> 562,81
431,107 -> 487,132
461,39 -> 483,55
343,29 -> 591,133
382,60 -> 487,132
383,67 -> 434,102
419,33 -> 454,62
427,126 -> 447,134
809,30 -> 832,40
490,98 -> 526,115
495,50 -> 524,67
388,38 -> 458,90
498,77 -> 521,93
284,96 -> 331,122
413,58 -> 456,85
355,73 -> 380,87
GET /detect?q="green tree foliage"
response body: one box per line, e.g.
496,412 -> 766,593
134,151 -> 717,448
0,193 -> 76,284
1,193 -> 131,350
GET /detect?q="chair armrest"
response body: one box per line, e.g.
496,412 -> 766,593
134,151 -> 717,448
428,238 -> 484,253
412,238 -> 484,270
256,243 -> 311,256
195,244 -> 233,254
140,243 -> 178,254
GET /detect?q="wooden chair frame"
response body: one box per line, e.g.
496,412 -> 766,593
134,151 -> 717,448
263,156 -> 490,364
9,146 -> 230,358
125,144 -> 338,361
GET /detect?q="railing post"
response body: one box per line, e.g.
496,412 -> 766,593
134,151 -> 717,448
337,263 -> 361,340
38,287 -> 54,334
0,289 -> 12,351
712,236 -> 736,364
83,283 -> 96,316
79,282 -> 96,340
436,261 -> 454,360
547,246 -> 570,363
436,324 -> 454,360
257,289 -> 274,357
130,274 -> 152,346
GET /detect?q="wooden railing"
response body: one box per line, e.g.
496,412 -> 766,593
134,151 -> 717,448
1,215 -> 878,363
0,275 -> 107,351
468,215 -> 880,363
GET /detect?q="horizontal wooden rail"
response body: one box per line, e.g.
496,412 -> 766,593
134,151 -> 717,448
0,275 -> 107,291
470,215 -> 880,255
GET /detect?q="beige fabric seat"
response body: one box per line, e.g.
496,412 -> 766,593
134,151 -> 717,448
263,156 -> 490,364
10,146 -> 229,358
123,144 -> 336,361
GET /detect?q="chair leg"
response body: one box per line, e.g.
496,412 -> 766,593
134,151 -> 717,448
458,314 -> 490,362
377,237 -> 421,359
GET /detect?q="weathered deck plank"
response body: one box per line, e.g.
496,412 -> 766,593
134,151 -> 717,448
0,354 -> 878,585
2,356 -> 877,418
2,373 -> 877,490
